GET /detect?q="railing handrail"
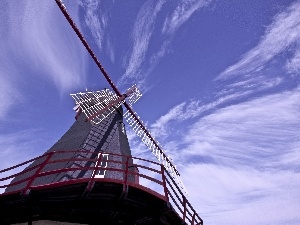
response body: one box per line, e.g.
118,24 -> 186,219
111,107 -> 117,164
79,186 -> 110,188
0,154 -> 48,173
0,150 -> 202,225
164,168 -> 203,224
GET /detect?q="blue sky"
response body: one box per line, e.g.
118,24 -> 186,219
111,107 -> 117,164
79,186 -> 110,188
1,0 -> 300,224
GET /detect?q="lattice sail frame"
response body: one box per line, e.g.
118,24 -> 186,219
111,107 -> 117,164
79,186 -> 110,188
71,89 -> 119,124
123,110 -> 188,195
126,85 -> 142,106
70,85 -> 141,125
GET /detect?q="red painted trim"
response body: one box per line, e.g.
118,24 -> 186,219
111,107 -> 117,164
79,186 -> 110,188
0,154 -> 46,173
123,156 -> 129,189
23,152 -> 54,194
0,163 -> 41,182
0,176 -> 33,189
183,195 -> 187,222
75,107 -> 82,120
134,172 -> 162,186
127,181 -> 166,201
0,150 -> 203,224
161,165 -> 169,202
134,164 -> 161,174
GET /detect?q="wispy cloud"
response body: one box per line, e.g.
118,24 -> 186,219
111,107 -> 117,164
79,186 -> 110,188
106,37 -> 115,63
119,0 -> 215,88
0,129 -> 51,170
0,66 -> 23,119
78,0 -> 107,51
0,1 -> 87,118
149,90 -> 261,139
217,76 -> 284,100
76,0 -> 214,89
119,0 -> 165,86
179,88 -> 300,224
219,0 -> 300,79
151,102 -> 187,137
0,129 -> 53,194
162,0 -> 212,35
19,1 -> 87,91
184,88 -> 300,167
182,164 -> 300,225
286,47 -> 300,74
143,86 -> 300,224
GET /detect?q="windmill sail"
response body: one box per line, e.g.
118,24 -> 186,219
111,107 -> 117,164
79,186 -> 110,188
56,0 -> 188,195
71,85 -> 142,125
123,107 -> 188,195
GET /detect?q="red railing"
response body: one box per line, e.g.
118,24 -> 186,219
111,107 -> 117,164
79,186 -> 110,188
0,150 -> 203,225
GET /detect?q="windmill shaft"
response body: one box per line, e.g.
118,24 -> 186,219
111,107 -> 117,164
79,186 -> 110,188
55,0 -> 122,97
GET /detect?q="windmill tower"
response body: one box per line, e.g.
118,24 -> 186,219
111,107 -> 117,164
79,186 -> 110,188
0,1 -> 203,224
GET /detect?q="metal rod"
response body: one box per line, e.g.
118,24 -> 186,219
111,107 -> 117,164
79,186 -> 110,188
183,195 -> 187,222
161,165 -> 169,202
124,156 -> 129,188
23,152 -> 54,194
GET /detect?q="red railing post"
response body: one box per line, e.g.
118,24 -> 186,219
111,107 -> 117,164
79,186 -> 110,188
182,194 -> 187,222
22,151 -> 54,195
191,210 -> 196,225
124,156 -> 129,185
122,156 -> 129,193
161,165 -> 169,202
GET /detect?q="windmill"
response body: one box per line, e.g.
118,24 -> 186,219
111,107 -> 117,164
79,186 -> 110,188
57,0 -> 186,195
0,1 -> 203,224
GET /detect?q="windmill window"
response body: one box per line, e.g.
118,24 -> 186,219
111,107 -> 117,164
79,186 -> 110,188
95,153 -> 109,178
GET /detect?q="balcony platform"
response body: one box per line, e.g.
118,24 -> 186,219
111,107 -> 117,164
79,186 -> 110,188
0,151 -> 203,225
0,180 -> 185,225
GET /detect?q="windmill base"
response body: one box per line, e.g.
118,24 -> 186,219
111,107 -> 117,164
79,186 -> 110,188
0,180 -> 185,225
